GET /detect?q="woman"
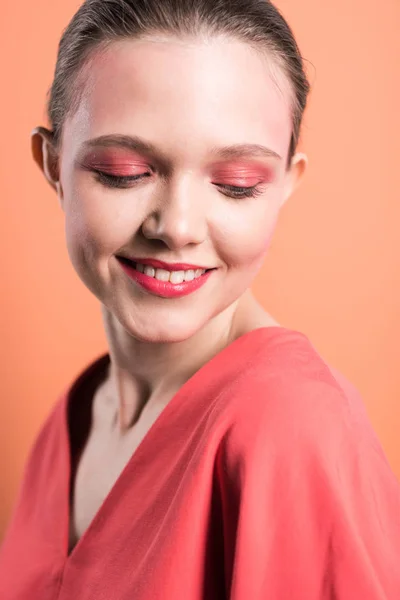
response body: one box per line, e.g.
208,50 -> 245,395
1,0 -> 399,597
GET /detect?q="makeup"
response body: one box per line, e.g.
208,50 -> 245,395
117,257 -> 214,298
210,160 -> 275,186
80,148 -> 151,177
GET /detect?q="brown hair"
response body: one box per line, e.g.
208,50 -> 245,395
47,0 -> 311,168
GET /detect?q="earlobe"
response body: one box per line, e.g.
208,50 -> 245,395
31,127 -> 60,192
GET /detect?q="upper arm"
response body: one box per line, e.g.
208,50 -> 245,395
218,377 -> 400,599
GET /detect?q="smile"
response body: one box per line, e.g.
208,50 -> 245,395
117,257 -> 215,299
133,262 -> 206,284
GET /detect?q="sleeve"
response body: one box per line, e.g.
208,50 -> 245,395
217,378 -> 400,600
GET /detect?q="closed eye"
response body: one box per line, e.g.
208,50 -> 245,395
215,183 -> 265,199
93,170 -> 265,199
93,170 -> 151,189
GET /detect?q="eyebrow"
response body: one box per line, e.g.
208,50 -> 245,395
209,143 -> 282,161
81,135 -> 165,159
79,134 -> 282,163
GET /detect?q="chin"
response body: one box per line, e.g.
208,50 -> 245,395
122,311 -> 207,345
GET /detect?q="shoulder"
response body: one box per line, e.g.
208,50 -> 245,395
220,327 -> 379,474
226,326 -> 361,432
216,328 -> 400,530
216,330 -> 400,598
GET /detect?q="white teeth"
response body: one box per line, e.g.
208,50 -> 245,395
135,263 -> 207,283
169,271 -> 185,284
184,269 -> 195,282
155,269 -> 170,282
143,265 -> 155,277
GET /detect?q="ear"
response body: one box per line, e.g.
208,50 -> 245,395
31,127 -> 64,203
280,152 -> 308,208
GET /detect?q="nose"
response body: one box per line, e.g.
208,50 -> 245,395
140,178 -> 208,250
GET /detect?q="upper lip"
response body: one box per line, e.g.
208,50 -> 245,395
117,256 -> 213,271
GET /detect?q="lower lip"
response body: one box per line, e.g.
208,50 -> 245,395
117,259 -> 214,298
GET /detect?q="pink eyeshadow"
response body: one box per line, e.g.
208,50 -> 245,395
210,161 -> 275,186
81,149 -> 150,176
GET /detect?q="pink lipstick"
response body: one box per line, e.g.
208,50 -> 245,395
117,257 -> 214,299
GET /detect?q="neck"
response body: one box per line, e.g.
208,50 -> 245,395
98,290 -> 276,433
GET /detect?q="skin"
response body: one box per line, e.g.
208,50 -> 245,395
31,35 -> 307,437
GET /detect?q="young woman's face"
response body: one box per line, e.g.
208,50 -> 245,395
52,36 -> 304,342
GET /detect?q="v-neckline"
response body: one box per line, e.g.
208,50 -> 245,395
60,325 -> 295,562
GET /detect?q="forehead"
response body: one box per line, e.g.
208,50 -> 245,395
63,36 -> 293,162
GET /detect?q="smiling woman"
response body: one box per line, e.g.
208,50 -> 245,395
1,0 -> 400,598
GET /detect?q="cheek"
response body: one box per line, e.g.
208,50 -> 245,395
62,169 -> 122,260
61,174 -> 112,284
64,208 -> 98,286
213,198 -> 280,271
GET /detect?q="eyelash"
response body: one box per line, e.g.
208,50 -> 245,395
93,171 -> 265,199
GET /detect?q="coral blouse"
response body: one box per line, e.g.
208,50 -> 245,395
1,327 -> 399,599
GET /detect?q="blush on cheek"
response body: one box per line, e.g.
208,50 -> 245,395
222,209 -> 278,272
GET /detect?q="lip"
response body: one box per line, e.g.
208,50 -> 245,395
117,257 -> 215,299
118,256 -> 212,271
